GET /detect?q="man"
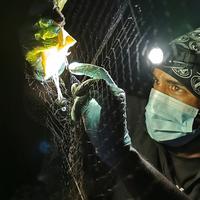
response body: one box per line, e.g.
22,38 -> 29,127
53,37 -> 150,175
70,28 -> 200,199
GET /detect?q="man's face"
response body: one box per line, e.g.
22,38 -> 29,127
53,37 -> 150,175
153,68 -> 200,108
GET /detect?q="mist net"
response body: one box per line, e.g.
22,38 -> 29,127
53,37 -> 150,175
22,0 -> 157,199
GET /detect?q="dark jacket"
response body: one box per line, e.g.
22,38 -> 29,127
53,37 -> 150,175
120,96 -> 200,199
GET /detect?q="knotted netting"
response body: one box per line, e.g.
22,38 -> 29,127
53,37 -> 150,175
22,0 -> 161,199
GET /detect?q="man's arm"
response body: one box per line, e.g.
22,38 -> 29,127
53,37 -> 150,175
70,63 -> 190,200
115,146 -> 190,200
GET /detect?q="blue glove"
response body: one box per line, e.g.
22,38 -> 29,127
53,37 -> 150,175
69,63 -> 131,166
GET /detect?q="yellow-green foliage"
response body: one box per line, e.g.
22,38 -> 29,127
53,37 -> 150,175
25,19 -> 61,66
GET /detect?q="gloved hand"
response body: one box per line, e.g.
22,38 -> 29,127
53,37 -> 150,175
69,63 -> 131,166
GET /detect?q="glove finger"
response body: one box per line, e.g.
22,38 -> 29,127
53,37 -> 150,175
74,78 -> 125,106
71,79 -> 108,121
71,83 -> 79,96
71,90 -> 101,122
71,95 -> 90,121
69,63 -> 125,96
74,79 -> 100,97
68,63 -> 116,85
74,79 -> 116,113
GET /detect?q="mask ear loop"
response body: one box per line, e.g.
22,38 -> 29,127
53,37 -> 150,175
192,110 -> 200,129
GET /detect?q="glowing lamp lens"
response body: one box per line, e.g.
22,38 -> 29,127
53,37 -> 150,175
148,48 -> 164,64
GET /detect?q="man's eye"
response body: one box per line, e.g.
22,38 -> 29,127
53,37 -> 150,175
171,85 -> 181,91
153,78 -> 159,85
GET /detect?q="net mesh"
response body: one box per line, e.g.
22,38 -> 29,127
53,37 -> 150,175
22,0 -> 162,199
24,67 -> 87,199
66,0 -> 156,95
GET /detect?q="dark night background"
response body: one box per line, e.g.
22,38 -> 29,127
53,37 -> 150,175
1,0 -> 200,199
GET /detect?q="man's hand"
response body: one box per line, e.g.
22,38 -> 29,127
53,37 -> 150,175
69,63 -> 131,166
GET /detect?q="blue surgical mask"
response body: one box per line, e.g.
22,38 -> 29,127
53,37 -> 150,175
145,88 -> 199,143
